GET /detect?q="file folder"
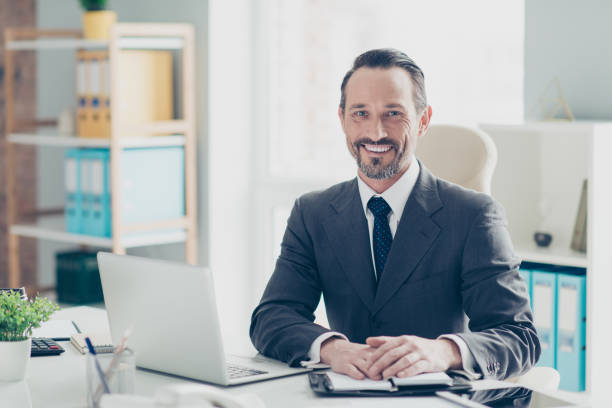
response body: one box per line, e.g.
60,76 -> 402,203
82,149 -> 111,237
75,49 -> 173,139
64,149 -> 81,234
518,269 -> 532,307
80,151 -> 92,231
531,271 -> 557,368
76,52 -> 89,138
66,147 -> 184,238
556,273 -> 586,391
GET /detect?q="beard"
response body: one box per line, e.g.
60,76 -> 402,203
351,137 -> 407,179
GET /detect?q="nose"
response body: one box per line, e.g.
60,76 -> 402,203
368,117 -> 387,142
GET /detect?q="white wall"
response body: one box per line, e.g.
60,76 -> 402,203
35,0 -> 209,285
524,0 -> 612,120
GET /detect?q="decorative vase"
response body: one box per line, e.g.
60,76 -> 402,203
82,10 -> 117,40
0,338 -> 32,381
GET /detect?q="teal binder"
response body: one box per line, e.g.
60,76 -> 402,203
518,269 -> 532,307
79,149 -> 92,234
64,149 -> 81,234
531,271 -> 557,368
556,273 -> 586,391
83,149 -> 111,237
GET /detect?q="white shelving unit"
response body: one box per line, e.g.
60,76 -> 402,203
6,37 -> 184,51
3,25 -> 197,291
10,215 -> 187,248
8,132 -> 186,148
480,121 -> 612,400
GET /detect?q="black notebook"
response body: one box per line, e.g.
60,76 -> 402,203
309,371 -> 472,397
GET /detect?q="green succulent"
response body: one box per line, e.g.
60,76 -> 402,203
0,292 -> 59,342
79,0 -> 108,11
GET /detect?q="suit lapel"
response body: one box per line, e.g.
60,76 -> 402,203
323,179 -> 377,314
372,165 -> 443,315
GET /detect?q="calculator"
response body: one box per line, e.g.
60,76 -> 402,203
31,337 -> 65,356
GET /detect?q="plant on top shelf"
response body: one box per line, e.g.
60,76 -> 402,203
0,291 -> 58,342
80,0 -> 107,11
78,0 -> 117,41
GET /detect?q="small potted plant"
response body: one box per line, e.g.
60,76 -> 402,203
0,291 -> 59,381
79,0 -> 117,40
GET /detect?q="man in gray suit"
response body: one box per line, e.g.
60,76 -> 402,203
250,48 -> 540,381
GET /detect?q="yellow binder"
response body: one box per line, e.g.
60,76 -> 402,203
75,49 -> 173,139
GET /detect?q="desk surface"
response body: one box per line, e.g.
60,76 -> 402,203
0,306 -> 593,408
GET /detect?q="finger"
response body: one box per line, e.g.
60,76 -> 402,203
381,352 -> 420,379
366,336 -> 390,348
397,359 -> 429,378
339,363 -> 366,380
367,336 -> 417,368
366,337 -> 406,366
366,343 -> 412,379
352,356 -> 379,380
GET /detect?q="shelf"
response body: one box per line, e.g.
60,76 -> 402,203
6,37 -> 184,51
480,121 -> 612,134
9,215 -> 187,248
515,243 -> 587,268
8,133 -> 186,148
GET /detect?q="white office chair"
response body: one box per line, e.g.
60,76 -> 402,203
510,366 -> 561,391
416,124 -> 498,194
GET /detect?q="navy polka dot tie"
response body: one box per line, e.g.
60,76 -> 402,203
367,196 -> 393,281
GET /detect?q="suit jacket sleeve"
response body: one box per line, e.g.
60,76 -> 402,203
249,197 -> 330,366
456,197 -> 541,379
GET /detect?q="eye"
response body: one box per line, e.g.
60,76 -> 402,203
352,110 -> 368,118
385,111 -> 402,117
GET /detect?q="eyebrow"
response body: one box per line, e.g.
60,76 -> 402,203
348,103 -> 406,110
349,103 -> 367,110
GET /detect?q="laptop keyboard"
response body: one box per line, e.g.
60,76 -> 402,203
227,363 -> 268,379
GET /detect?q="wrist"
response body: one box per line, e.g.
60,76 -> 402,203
438,338 -> 462,370
320,337 -> 347,364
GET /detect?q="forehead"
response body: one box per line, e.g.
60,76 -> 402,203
344,67 -> 415,107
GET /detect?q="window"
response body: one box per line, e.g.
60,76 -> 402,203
252,1 -> 525,321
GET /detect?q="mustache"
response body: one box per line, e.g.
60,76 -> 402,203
353,137 -> 399,150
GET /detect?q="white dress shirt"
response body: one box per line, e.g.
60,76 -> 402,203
302,158 -> 479,376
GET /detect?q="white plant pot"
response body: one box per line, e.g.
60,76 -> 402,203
0,338 -> 32,381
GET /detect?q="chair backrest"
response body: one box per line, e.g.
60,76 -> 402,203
416,124 -> 498,194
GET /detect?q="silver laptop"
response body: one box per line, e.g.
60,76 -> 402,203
97,252 -> 312,385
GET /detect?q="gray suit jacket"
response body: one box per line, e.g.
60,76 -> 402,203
250,164 -> 540,379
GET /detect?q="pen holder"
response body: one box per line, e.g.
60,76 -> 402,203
86,348 -> 135,408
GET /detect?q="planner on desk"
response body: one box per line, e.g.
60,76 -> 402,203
325,371 -> 452,391
70,333 -> 115,354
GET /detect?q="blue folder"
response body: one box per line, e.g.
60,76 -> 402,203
81,149 -> 111,237
531,271 -> 557,368
64,149 -> 81,234
556,273 -> 586,391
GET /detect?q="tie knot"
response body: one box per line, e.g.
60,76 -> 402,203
367,196 -> 391,219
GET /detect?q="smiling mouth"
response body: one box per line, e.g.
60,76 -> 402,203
362,143 -> 393,153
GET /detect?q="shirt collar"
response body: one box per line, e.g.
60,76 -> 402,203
357,157 -> 420,218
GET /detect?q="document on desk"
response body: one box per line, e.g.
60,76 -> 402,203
325,371 -> 452,391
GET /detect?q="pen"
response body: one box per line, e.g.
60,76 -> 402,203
94,327 -> 132,400
85,336 -> 111,394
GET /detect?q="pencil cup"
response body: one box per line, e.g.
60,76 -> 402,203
86,348 -> 135,408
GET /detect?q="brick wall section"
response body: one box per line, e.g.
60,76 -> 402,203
0,0 -> 38,288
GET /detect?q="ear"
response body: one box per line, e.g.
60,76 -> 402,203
418,105 -> 432,137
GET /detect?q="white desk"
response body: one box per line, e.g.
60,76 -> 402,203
0,307 -> 592,408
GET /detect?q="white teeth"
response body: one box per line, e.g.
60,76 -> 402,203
363,144 -> 392,153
